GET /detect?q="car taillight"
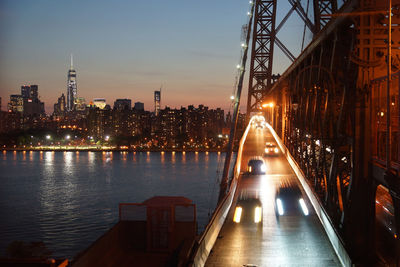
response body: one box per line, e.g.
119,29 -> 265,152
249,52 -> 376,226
254,207 -> 262,223
233,206 -> 242,223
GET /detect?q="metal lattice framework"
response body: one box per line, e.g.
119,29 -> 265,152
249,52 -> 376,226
313,0 -> 338,30
262,0 -> 400,263
246,0 -> 277,116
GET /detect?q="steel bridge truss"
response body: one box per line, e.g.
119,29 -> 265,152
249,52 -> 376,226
246,0 -> 340,117
263,0 -> 400,263
247,0 -> 277,115
313,0 -> 338,31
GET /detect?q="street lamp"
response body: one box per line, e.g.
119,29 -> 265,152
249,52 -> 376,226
261,102 -> 275,125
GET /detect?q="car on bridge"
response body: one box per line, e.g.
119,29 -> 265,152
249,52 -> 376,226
247,157 -> 266,174
275,183 -> 309,217
264,142 -> 279,156
233,195 -> 263,225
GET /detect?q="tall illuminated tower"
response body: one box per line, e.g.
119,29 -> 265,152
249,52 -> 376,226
154,89 -> 161,116
67,54 -> 77,112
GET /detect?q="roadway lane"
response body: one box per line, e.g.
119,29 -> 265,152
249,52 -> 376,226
205,126 -> 340,266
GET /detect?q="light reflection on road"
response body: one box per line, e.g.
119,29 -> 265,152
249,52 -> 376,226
205,126 -> 340,267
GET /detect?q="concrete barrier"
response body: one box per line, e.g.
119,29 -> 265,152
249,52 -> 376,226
266,122 -> 353,267
190,120 -> 253,267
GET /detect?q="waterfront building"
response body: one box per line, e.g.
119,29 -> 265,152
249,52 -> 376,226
156,107 -> 184,146
87,107 -> 112,139
209,108 -> 225,134
131,109 -> 151,137
67,55 -> 77,112
114,99 -> 131,110
0,111 -> 23,133
10,85 -> 44,116
23,98 -> 44,117
8,95 -> 24,113
18,85 -> 45,116
184,105 -> 208,143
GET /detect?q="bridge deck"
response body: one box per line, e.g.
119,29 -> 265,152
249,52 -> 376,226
205,126 -> 340,266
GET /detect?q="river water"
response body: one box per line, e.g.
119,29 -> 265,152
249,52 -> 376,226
0,151 -> 225,259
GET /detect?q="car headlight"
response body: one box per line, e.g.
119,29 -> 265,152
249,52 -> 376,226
254,206 -> 262,223
233,206 -> 242,223
260,164 -> 266,172
265,148 -> 269,153
276,198 -> 284,215
299,198 -> 309,216
274,148 -> 279,153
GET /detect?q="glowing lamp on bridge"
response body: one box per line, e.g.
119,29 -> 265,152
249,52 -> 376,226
261,102 -> 274,108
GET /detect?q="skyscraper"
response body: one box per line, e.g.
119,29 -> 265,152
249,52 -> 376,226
67,54 -> 77,112
53,93 -> 66,116
154,89 -> 161,116
21,85 -> 38,100
134,102 -> 144,111
8,95 -> 24,113
114,99 -> 131,110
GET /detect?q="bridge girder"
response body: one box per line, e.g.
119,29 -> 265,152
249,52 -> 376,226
246,0 -> 277,116
263,0 -> 400,264
313,0 -> 338,31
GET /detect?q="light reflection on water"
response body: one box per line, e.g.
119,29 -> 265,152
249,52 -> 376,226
0,151 -> 228,260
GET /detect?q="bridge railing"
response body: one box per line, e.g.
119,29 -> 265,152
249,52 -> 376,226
266,122 -> 352,267
188,119 -> 252,267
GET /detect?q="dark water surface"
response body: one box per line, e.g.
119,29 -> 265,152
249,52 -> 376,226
0,151 -> 224,259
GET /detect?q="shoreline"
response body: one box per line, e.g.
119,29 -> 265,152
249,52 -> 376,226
2,147 -> 227,153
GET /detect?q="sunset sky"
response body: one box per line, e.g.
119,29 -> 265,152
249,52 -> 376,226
0,0 -> 314,113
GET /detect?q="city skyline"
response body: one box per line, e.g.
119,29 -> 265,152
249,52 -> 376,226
0,1 -> 309,113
